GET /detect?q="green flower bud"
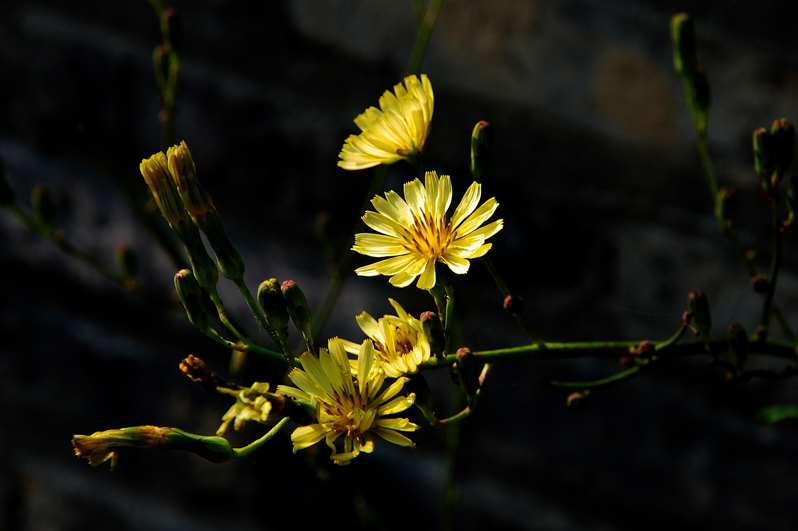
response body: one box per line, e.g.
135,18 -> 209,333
715,186 -> 736,234
258,278 -> 290,332
754,127 -> 776,185
73,426 -> 237,470
31,185 -> 56,230
0,156 -> 15,206
687,291 -> 712,342
456,347 -> 482,408
174,269 -> 211,330
281,280 -> 313,336
470,121 -> 493,183
671,14 -> 698,76
420,310 -> 444,356
691,67 -> 711,131
115,243 -> 139,280
770,118 -> 795,184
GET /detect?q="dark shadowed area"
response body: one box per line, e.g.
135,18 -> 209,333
2,1 -> 798,530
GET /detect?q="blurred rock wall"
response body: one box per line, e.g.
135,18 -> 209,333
2,1 -> 798,530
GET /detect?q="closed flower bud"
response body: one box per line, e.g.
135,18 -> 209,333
692,68 -> 711,125
73,426 -> 237,470
258,278 -> 290,332
179,354 -> 242,399
687,291 -> 712,342
31,185 -> 56,230
754,127 -> 776,185
715,186 -> 736,233
115,244 -> 139,280
671,14 -> 698,76
470,121 -> 493,183
140,151 -> 189,229
281,280 -> 313,335
456,347 -> 482,407
174,269 -> 211,330
420,310 -> 444,356
770,118 -> 795,184
751,274 -> 769,293
167,141 -> 214,219
503,294 -> 524,315
0,156 -> 15,206
167,142 -> 245,281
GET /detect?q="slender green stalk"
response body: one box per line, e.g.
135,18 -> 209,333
232,417 -> 291,458
759,205 -> 784,334
408,0 -> 445,75
311,164 -> 389,339
412,0 -> 426,27
199,325 -> 283,361
420,338 -> 798,370
481,255 -> 510,297
545,364 -> 645,391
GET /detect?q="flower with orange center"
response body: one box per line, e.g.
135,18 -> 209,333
277,338 -> 419,465
342,299 -> 431,378
352,171 -> 503,289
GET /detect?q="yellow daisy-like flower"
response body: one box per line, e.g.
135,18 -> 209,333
338,74 -> 434,170
352,171 -> 503,290
342,299 -> 431,378
277,338 -> 419,465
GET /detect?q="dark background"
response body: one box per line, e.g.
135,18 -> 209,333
3,1 -> 798,529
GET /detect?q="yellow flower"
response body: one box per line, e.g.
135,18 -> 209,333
277,338 -> 419,465
352,171 -> 503,290
216,382 -> 274,436
338,74 -> 434,170
342,299 -> 431,378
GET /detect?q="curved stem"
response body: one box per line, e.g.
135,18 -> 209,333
759,205 -> 783,335
232,417 -> 291,458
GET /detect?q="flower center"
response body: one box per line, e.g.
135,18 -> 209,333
402,213 -> 454,261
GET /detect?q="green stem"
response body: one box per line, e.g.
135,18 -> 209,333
444,284 -> 455,351
759,204 -> 784,335
232,417 -> 291,458
311,164 -> 389,340
407,0 -> 444,76
419,338 -> 798,370
205,285 -> 288,363
481,255 -> 510,297
545,363 -> 646,391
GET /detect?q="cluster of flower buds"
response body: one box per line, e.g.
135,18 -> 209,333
753,119 -> 795,193
454,347 -> 484,409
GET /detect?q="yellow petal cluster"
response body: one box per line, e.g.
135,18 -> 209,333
277,338 -> 419,465
352,171 -> 503,290
343,299 -> 431,378
338,75 -> 434,170
216,382 -> 274,435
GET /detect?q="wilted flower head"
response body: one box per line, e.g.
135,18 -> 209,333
352,171 -> 502,289
343,299 -> 431,378
277,338 -> 419,465
338,74 -> 434,170
216,382 -> 276,435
